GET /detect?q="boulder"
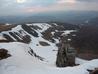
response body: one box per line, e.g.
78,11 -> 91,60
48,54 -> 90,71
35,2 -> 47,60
39,41 -> 50,46
0,49 -> 11,60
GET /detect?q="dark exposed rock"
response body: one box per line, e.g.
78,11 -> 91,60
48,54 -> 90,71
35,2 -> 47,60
9,32 -> 31,44
22,35 -> 31,44
56,36 -> 76,67
0,49 -> 11,60
9,32 -> 22,41
91,69 -> 98,74
30,25 -> 42,30
0,39 -> 9,43
41,26 -> 64,43
53,32 -> 64,39
3,34 -> 14,42
22,24 -> 39,37
42,30 -> 53,41
42,23 -> 79,43
88,68 -> 98,74
28,48 -> 44,61
39,41 -> 50,46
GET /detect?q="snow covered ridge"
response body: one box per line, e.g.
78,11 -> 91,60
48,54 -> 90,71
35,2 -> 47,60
0,23 -> 78,44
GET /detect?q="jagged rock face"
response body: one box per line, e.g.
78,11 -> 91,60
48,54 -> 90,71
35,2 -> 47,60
56,36 -> 76,67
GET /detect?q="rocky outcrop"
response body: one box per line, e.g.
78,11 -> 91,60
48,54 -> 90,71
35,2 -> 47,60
56,36 -> 76,67
88,68 -> 98,74
91,69 -> 98,74
28,48 -> 44,61
22,24 -> 39,37
0,49 -> 11,60
39,41 -> 50,46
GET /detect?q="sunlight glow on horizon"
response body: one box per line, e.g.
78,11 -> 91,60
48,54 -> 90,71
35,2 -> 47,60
57,0 -> 76,4
16,0 -> 26,3
23,0 -> 76,13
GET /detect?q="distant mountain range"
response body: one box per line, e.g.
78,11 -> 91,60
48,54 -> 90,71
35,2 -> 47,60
84,17 -> 98,26
0,11 -> 98,24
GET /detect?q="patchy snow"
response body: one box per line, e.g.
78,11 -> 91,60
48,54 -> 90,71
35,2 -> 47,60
5,23 -> 11,26
32,23 -> 51,32
51,32 -> 55,35
11,25 -> 22,32
62,30 -> 76,35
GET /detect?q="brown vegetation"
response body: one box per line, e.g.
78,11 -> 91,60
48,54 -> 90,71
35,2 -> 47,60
0,25 -> 16,32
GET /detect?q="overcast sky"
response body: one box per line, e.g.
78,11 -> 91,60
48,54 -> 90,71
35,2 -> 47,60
0,0 -> 98,16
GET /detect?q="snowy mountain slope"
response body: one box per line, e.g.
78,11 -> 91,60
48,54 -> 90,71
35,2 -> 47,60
0,42 -> 98,74
0,23 -> 98,74
0,42 -> 48,74
0,23 -> 78,63
0,23 -> 77,64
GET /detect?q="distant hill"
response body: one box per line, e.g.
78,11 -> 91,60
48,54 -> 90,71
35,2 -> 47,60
84,17 -> 98,26
0,11 -> 98,24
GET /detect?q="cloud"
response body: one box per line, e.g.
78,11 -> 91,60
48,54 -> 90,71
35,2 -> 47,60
57,0 -> 76,4
76,0 -> 98,2
0,0 -> 98,16
23,1 -> 98,14
23,4 -> 65,13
